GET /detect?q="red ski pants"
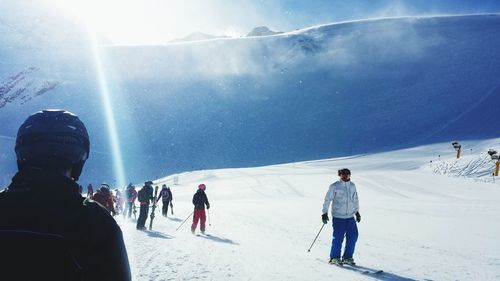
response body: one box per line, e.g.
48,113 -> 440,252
191,209 -> 206,232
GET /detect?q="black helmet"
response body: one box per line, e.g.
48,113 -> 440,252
15,109 -> 90,180
99,183 -> 110,193
338,168 -> 351,176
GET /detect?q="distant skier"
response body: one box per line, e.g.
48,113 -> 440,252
124,183 -> 137,219
93,183 -> 116,215
87,183 -> 94,198
115,189 -> 124,215
156,184 -> 173,217
136,181 -> 154,230
191,183 -> 210,234
322,168 -> 361,265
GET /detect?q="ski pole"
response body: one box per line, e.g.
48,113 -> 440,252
133,204 -> 137,220
176,211 -> 194,231
307,224 -> 326,252
207,209 -> 211,226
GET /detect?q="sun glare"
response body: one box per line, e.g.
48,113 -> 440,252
47,0 -> 173,45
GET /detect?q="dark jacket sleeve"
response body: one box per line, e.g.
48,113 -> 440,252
81,200 -> 131,281
168,190 -> 173,201
204,193 -> 210,208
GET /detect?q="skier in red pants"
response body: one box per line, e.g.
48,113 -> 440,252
191,184 -> 210,234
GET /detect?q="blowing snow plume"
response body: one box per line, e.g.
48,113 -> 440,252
1,14 -> 500,185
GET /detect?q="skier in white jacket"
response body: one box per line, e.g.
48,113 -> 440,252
322,168 -> 361,265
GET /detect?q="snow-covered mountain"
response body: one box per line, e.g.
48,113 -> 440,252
169,32 -> 229,43
121,139 -> 500,280
0,67 -> 60,108
1,13 -> 500,186
246,26 -> 283,37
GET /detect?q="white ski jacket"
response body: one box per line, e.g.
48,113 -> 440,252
322,180 -> 359,219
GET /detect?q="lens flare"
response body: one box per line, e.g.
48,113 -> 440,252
88,31 -> 126,188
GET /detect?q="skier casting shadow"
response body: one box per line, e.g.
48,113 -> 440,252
136,181 -> 154,230
156,184 -> 173,218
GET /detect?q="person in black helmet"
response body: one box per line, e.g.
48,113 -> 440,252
0,109 -> 131,281
136,180 -> 154,230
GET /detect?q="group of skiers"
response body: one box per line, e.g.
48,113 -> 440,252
132,181 -> 210,233
85,182 -> 137,218
0,109 -> 360,280
85,180 -> 176,230
85,178 -> 211,234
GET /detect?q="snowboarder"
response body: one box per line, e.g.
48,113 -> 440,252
136,180 -> 154,230
322,168 -> 361,265
156,184 -> 173,217
191,183 -> 210,234
93,183 -> 116,215
0,109 -> 131,280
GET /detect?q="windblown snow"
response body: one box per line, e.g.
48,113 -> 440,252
118,139 -> 500,281
2,14 -> 500,186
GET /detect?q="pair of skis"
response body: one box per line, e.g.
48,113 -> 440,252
337,263 -> 383,275
149,186 -> 159,230
318,259 -> 383,275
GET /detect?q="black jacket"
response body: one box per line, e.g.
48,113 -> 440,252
192,189 -> 210,210
0,168 -> 131,281
157,187 -> 172,202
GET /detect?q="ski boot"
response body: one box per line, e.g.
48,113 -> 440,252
329,257 -> 342,265
342,257 -> 355,266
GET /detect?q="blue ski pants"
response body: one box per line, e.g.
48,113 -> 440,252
330,217 -> 358,259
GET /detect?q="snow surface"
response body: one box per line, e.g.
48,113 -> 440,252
117,139 -> 500,281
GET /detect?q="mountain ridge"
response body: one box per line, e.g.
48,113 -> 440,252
1,13 -> 500,186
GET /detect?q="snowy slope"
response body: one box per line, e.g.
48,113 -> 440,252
1,13 -> 500,187
117,139 -> 500,281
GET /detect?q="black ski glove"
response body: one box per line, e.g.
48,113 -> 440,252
322,213 -> 329,224
355,212 -> 361,223
206,204 -> 210,209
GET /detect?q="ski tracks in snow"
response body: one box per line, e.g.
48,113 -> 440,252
119,213 -> 241,281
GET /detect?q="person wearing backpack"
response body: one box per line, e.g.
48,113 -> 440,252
0,109 -> 131,280
124,183 -> 137,219
136,180 -> 154,230
156,184 -> 173,218
191,183 -> 210,234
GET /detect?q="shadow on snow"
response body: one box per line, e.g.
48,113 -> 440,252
340,264 -> 417,281
197,234 -> 239,245
138,230 -> 173,239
